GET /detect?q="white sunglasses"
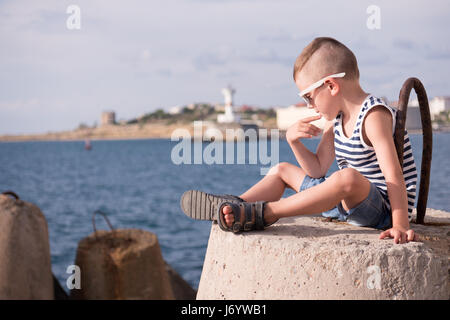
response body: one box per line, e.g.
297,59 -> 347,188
298,72 -> 346,106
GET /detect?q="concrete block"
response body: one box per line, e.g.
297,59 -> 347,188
0,195 -> 54,300
197,209 -> 449,300
71,229 -> 174,300
0,194 -> 54,299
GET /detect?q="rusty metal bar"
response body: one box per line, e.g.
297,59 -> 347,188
92,210 -> 115,232
395,77 -> 432,224
1,190 -> 20,200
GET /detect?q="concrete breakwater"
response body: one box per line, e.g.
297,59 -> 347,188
0,193 -> 196,300
197,209 -> 449,300
2,191 -> 448,300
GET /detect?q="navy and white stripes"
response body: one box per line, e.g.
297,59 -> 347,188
334,95 -> 418,219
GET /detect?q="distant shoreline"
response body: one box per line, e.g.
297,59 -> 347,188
0,124 -> 449,143
0,120 -> 280,143
0,122 -> 193,143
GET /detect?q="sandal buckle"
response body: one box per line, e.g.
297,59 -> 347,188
243,222 -> 253,231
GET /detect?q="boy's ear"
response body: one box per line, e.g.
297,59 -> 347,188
326,78 -> 340,96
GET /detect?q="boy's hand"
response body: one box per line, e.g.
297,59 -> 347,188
286,115 -> 322,144
379,226 -> 417,244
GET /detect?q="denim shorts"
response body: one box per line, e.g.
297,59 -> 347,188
299,175 -> 392,230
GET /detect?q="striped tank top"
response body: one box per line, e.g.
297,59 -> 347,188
334,94 -> 418,219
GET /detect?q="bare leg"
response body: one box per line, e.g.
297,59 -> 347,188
223,168 -> 371,227
238,162 -> 307,202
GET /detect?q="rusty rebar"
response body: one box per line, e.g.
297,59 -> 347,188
92,210 -> 115,232
1,190 -> 20,200
395,77 -> 432,224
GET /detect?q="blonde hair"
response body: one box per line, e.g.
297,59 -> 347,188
293,37 -> 360,82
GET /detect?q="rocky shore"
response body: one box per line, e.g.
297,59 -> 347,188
0,119 -> 279,142
0,122 -> 194,142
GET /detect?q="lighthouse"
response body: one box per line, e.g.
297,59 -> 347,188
217,85 -> 239,123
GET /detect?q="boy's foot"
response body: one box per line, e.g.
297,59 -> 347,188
220,203 -> 278,228
180,190 -> 278,233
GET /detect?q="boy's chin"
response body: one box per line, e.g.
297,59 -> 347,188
322,112 -> 339,121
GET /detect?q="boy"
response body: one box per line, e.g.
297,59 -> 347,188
180,37 -> 418,244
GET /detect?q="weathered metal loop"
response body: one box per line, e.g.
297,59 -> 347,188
394,77 -> 432,224
92,210 -> 115,232
1,190 -> 20,200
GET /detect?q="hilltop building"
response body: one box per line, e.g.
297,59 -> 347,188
101,111 -> 116,126
393,96 -> 450,130
168,106 -> 182,115
429,96 -> 450,118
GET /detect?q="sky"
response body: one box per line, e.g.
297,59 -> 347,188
0,0 -> 449,135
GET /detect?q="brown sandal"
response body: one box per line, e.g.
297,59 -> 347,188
217,200 -> 270,233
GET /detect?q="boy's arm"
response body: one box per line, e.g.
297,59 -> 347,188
364,106 -> 416,244
286,115 -> 335,178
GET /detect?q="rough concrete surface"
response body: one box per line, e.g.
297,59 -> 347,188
71,229 -> 174,300
197,208 -> 449,300
0,194 -> 54,299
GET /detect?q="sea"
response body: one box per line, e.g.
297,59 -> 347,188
0,133 -> 449,292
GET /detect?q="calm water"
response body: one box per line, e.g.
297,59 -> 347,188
0,133 -> 449,290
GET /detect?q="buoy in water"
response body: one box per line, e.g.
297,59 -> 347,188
84,139 -> 92,150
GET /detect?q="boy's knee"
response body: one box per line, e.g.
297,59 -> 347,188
335,168 -> 362,195
268,162 -> 290,176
